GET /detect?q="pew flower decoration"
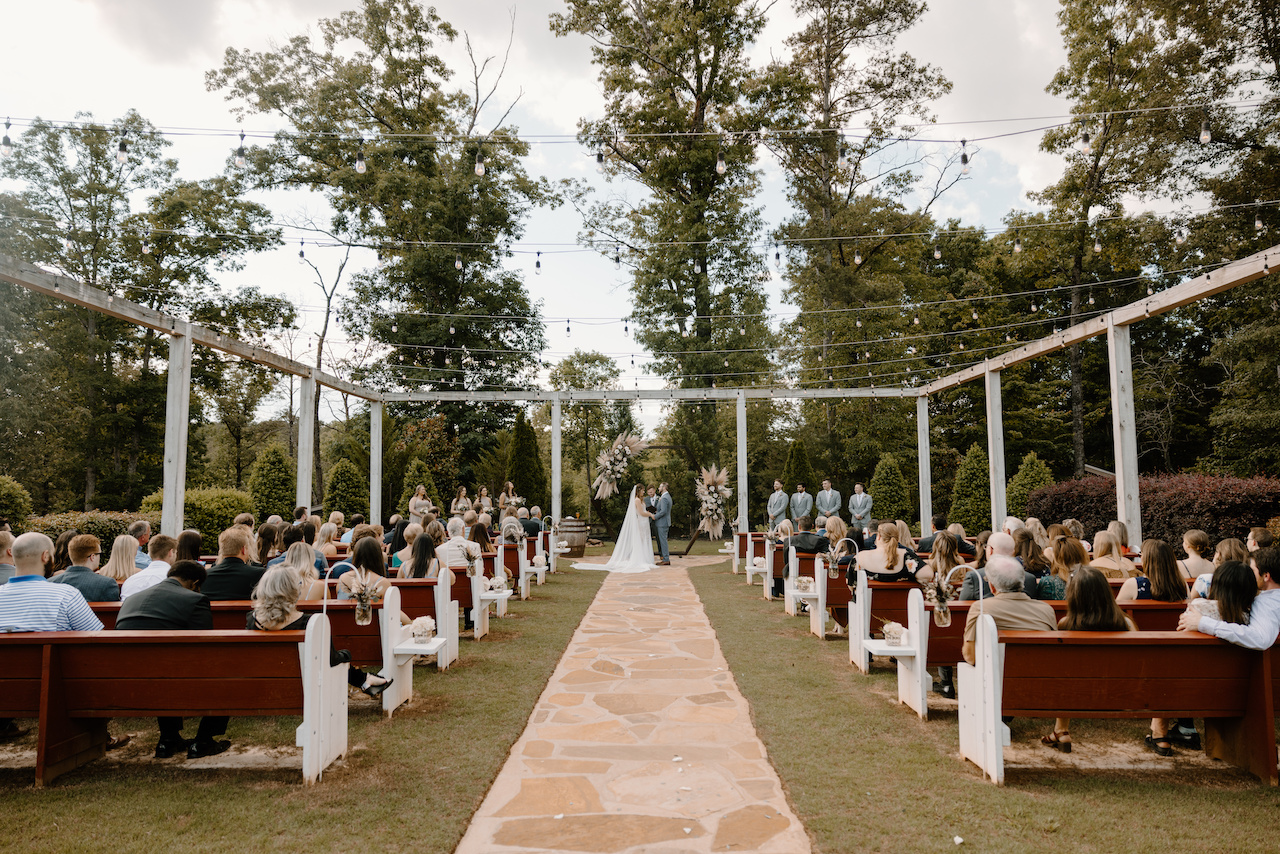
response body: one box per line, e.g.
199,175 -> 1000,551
487,575 -> 507,592
532,553 -> 547,568
795,576 -> 815,593
592,432 -> 648,500
411,615 -> 436,641
694,464 -> 732,539
464,550 -> 479,578
348,568 -> 379,626
919,572 -> 955,628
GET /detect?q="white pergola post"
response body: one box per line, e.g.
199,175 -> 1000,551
161,322 -> 193,537
551,395 -> 562,525
916,395 -> 933,535
369,401 -> 383,526
297,374 -> 317,511
736,391 -> 748,534
1107,320 -> 1142,549
985,365 -> 1007,530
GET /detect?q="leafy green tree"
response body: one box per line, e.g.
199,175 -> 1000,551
398,457 -> 440,517
549,351 -> 628,523
868,454 -> 912,525
507,411 -> 547,512
0,474 -> 34,531
948,445 -> 991,535
1005,452 -> 1055,519
781,439 -> 817,495
247,443 -> 296,521
324,459 -> 368,520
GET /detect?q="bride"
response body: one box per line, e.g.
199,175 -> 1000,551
573,485 -> 656,573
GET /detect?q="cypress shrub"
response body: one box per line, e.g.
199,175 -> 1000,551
247,442 -> 296,521
0,475 -> 33,532
508,411 -> 548,511
948,445 -> 991,535
781,439 -> 817,493
324,459 -> 368,520
868,454 -> 913,524
1005,452 -> 1054,519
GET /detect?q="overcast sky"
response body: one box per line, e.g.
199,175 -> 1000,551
4,0 -> 1076,425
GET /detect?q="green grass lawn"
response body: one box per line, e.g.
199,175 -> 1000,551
0,567 -> 605,854
687,558 -> 1280,854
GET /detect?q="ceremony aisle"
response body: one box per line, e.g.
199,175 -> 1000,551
455,559 -> 811,853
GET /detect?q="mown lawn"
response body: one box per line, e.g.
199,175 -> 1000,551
688,558 -> 1280,854
0,567 -> 605,854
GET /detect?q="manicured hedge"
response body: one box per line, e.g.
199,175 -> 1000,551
868,453 -> 912,524
140,488 -> 255,537
24,511 -> 159,560
1026,474 -> 1280,545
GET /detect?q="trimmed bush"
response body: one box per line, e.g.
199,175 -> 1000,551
781,439 -> 817,492
248,442 -> 296,521
140,488 -> 255,537
868,454 -> 912,524
948,445 -> 991,535
1026,474 -> 1280,545
0,475 -> 33,532
324,459 -> 368,520
24,511 -> 159,560
399,457 -> 439,516
508,411 -> 548,511
1005,452 -> 1055,519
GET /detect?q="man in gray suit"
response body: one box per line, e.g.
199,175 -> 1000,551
790,482 -> 814,522
815,479 -> 842,521
848,483 -> 873,534
766,480 -> 788,530
653,482 -> 672,566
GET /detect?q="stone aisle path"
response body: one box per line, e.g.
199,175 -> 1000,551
455,561 -> 811,854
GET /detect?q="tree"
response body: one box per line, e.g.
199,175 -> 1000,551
398,457 -> 440,516
0,474 -> 34,531
949,445 -> 991,536
207,364 -> 277,488
549,351 -> 626,524
324,459 -> 368,520
247,443 -> 297,521
507,411 -> 547,512
781,439 -> 817,494
868,454 -> 912,525
1005,452 -> 1055,520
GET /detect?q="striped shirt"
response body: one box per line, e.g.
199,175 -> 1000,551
0,575 -> 103,632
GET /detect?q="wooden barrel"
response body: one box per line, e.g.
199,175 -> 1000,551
559,518 -> 589,558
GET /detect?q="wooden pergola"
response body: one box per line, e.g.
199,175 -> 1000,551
2,245 -> 1270,548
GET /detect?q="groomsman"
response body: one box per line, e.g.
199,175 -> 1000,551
815,479 -> 841,521
767,480 -> 788,530
790,482 -> 814,521
848,483 -> 873,533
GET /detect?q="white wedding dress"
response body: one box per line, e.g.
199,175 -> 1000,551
573,487 -> 656,573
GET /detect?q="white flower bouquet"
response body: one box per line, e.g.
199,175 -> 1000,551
694,464 -> 733,539
411,616 -> 436,640
591,432 -> 649,500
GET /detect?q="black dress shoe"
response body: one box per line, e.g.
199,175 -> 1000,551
187,739 -> 231,759
155,738 -> 191,759
0,721 -> 30,743
938,683 -> 956,700
361,677 -> 394,699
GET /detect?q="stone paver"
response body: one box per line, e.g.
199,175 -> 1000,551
456,560 -> 810,854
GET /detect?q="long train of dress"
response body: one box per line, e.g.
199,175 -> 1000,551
572,487 -> 656,574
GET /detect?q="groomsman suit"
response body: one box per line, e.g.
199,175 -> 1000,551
790,487 -> 814,521
815,486 -> 842,520
848,488 -> 873,532
653,489 -> 672,564
767,487 -> 788,530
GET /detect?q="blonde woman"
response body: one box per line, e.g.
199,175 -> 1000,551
1024,517 -> 1051,552
855,522 -> 917,582
923,531 -> 962,584
1090,531 -> 1138,578
279,542 -> 328,600
98,534 -> 140,582
391,523 -> 423,571
426,519 -> 446,547
894,519 -> 914,548
316,522 -> 339,557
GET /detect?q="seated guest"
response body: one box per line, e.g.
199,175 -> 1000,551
1090,531 -> 1138,578
50,534 -> 119,602
531,506 -> 548,531
0,531 -> 15,583
1024,517 -> 1050,552
517,507 -> 540,538
336,537 -> 391,601
292,506 -> 307,527
391,523 -> 423,570
1183,560 -> 1257,625
960,532 -> 1039,600
971,531 -> 992,568
97,534 -> 141,583
339,514 -> 365,545
329,524 -> 381,577
277,542 -> 328,600
1063,518 -> 1090,552
919,515 -> 970,556
471,523 -> 493,555
893,520 -> 914,549
1107,520 -> 1133,556
825,518 -> 853,565
1189,537 -> 1250,600
1247,527 -> 1274,552
201,527 -> 265,601
477,512 -> 494,534
265,514 -> 285,527
439,517 -> 483,628
814,515 -> 828,537
1042,567 -> 1136,753
115,560 -> 227,758
1042,524 -> 1070,562
256,522 -> 280,565
947,523 -> 976,556
1013,528 -> 1051,578
234,512 -> 256,529
249,567 -> 392,699
1002,516 -> 1024,537
854,522 -> 917,583
128,520 -> 152,570
1176,529 -> 1213,580
316,522 -> 340,558
175,530 -> 203,566
1179,548 -> 1280,651
52,529 -> 78,575
120,535 -> 178,600
962,555 -> 1057,666
400,533 -> 440,580
500,517 -> 524,546
1039,538 -> 1088,600
789,515 -> 829,555
382,514 -> 402,546
462,509 -> 479,532
425,519 -> 447,548
919,530 -> 962,585
326,510 -> 344,538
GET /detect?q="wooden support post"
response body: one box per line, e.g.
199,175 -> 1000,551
551,395 -> 562,525
297,375 -> 316,511
369,401 -> 383,526
736,391 -> 748,534
985,366 -> 1007,530
1107,319 -> 1142,549
161,323 -> 192,537
917,395 -> 933,534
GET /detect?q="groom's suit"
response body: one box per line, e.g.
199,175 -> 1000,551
653,490 -> 672,563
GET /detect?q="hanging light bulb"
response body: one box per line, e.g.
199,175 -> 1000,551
854,249 -> 862,265
355,138 -> 367,174
972,309 -> 978,320
724,359 -> 729,367
1256,205 -> 1264,232
596,149 -> 605,173
855,319 -> 862,328
1264,256 -> 1271,275
1080,129 -> 1091,155
3,118 -> 13,158
1175,228 -> 1186,245
614,243 -> 621,269
474,150 -> 485,176
1094,236 -> 1102,253
838,143 -> 849,170
624,318 -> 629,335
960,138 -> 970,175
1013,232 -> 1023,253
715,149 -> 726,175
449,325 -> 455,335
1006,333 -> 1012,342
913,315 -> 920,325
1147,282 -> 1154,295
681,328 -> 689,338
455,253 -> 463,270
298,239 -> 305,261
1200,118 -> 1211,144
566,319 -> 571,337
235,131 -> 246,168
959,342 -> 965,350
117,130 -> 128,164
631,354 -> 635,367
391,323 -> 397,333
141,228 -> 152,255
1088,291 -> 1095,305
774,243 -> 781,267
220,308 -> 227,318
693,258 -> 702,274
933,243 -> 941,260
739,326 -> 745,335
535,251 -> 542,275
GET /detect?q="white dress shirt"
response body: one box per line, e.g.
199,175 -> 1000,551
120,560 -> 172,600
436,536 -> 481,571
1197,587 -> 1280,650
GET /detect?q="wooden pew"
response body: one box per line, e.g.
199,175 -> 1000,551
744,535 -> 769,586
784,549 -> 821,617
959,618 -> 1278,786
761,541 -> 786,602
861,587 -> 930,719
0,619 -> 347,786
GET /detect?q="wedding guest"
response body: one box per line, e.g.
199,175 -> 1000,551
128,520 -> 152,569
1063,518 -> 1091,552
401,534 -> 440,580
1247,527 -> 1274,552
1024,518 -> 1051,552
1189,538 -> 1250,600
97,534 -> 141,583
339,514 -> 365,544
256,522 -> 279,565
51,529 -> 78,575
963,556 -> 1057,666
1183,560 -> 1257,625
826,518 -> 852,565
426,519 -> 446,548
1042,567 -> 1135,753
278,542 -> 328,600
0,531 -> 16,583
1108,520 -> 1133,556
471,523 -> 493,555
1039,537 -> 1088,600
1002,516 -> 1024,537
855,522 -> 918,582
391,524 -> 423,570
175,530 -> 204,566
971,531 -> 992,569
50,535 -> 119,602
235,512 -> 257,529
336,537 -> 391,601
961,532 -> 1040,600
767,480 -> 788,530
119,535 -> 178,600
200,527 -> 265,601
387,519 -> 411,559
947,523 -> 976,556
1176,529 -> 1214,580
894,520 -> 914,549
316,522 -> 340,557
1090,531 -> 1138,578
919,530 -> 961,584
1179,548 -> 1280,651
517,507 -> 541,538
1013,528 -> 1051,578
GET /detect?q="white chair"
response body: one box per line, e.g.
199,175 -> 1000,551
744,536 -> 767,586
784,548 -> 822,619
849,569 -> 871,672
860,587 -> 931,719
295,614 -> 349,784
957,614 -> 1009,784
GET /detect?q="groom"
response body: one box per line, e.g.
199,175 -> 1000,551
653,482 -> 672,566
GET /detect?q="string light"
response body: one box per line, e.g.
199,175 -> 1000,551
933,243 -> 941,260
141,227 -> 152,255
535,251 -> 542,275
1080,128 -> 1091,155
298,240 -> 305,261
1256,202 -> 1264,232
474,150 -> 485,177
565,318 -> 570,337
623,318 -> 629,335
1093,236 -> 1102,253
971,309 -> 978,320
1200,118 -> 1211,144
391,323 -> 397,333
449,325 -> 455,335
715,149 -> 726,175
455,253 -> 463,270
1013,232 -> 1023,253
854,249 -> 862,265
1088,290 -> 1095,305
1175,227 -> 1187,245
2,118 -> 12,158
913,316 -> 920,325
596,149 -> 605,172
356,138 -> 367,174
837,143 -> 849,170
774,243 -> 781,268
116,130 -> 128,164
693,258 -> 702,274
739,326 -> 745,335
1264,255 -> 1271,275
960,139 -> 970,175
234,131 -> 246,168
614,243 -> 621,269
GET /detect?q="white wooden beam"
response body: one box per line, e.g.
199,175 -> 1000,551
370,401 -> 383,526
736,391 -> 748,534
297,375 -> 317,511
985,367 -> 1007,530
917,395 -> 932,535
1107,320 -> 1142,550
381,385 -> 916,404
551,395 -> 562,525
161,323 -> 193,537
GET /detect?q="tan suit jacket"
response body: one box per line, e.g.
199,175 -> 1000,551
962,592 -> 1058,665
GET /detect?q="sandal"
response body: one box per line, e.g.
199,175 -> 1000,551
1041,730 -> 1072,753
1145,735 -> 1173,757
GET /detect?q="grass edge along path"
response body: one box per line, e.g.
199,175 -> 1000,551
0,566 -> 606,854
688,559 -> 1280,854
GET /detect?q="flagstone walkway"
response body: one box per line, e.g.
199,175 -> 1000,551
455,560 -> 811,854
